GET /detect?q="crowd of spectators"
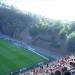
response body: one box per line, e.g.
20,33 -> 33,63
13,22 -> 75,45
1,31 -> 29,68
20,55 -> 75,75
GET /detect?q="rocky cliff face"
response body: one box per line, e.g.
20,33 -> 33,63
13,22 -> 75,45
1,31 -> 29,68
0,6 -> 34,43
0,6 -> 69,55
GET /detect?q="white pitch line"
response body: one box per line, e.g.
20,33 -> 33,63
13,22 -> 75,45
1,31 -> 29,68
26,46 -> 49,61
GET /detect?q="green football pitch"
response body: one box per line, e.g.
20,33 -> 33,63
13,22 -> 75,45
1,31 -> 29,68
0,39 -> 46,75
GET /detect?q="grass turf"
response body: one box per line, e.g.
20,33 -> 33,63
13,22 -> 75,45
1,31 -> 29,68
0,39 -> 46,75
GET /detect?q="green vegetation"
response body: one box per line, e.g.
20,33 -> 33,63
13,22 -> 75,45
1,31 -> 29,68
30,19 -> 75,52
67,32 -> 75,53
0,4 -> 75,53
0,39 -> 45,75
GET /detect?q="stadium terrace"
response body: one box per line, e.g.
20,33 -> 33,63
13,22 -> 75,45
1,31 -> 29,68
18,55 -> 75,75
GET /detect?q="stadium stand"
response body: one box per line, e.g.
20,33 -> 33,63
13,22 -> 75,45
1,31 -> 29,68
18,54 -> 75,75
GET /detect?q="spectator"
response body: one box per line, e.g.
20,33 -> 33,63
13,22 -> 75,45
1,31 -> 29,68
61,67 -> 67,73
64,71 -> 71,75
54,70 -> 61,75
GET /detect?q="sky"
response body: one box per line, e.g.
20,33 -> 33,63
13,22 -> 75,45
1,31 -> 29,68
2,0 -> 75,21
